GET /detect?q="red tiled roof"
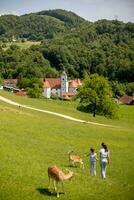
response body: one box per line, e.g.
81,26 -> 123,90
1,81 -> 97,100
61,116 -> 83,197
69,79 -> 82,88
69,80 -> 78,88
43,78 -> 81,89
119,95 -> 134,104
43,78 -> 61,89
63,96 -> 70,100
62,92 -> 77,96
4,79 -> 18,84
16,91 -> 27,96
43,80 -> 51,88
62,92 -> 77,100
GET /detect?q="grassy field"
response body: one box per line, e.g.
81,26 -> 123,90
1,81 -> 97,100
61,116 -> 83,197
3,41 -> 41,50
0,90 -> 134,129
0,91 -> 134,200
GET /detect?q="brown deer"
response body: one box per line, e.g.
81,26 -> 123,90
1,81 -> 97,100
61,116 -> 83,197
68,150 -> 84,169
48,165 -> 74,198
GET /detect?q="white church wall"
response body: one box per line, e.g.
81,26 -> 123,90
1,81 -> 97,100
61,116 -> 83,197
57,89 -> 61,97
51,88 -> 61,97
43,88 -> 51,98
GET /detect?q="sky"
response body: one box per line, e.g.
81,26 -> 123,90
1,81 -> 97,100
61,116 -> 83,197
0,0 -> 134,22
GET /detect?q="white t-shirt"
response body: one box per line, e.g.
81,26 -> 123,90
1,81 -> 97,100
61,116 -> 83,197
100,148 -> 109,163
89,153 -> 97,162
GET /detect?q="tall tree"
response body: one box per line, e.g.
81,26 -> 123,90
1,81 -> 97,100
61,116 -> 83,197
77,74 -> 118,118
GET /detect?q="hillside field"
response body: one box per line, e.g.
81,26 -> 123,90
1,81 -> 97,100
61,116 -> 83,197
0,91 -> 134,200
2,41 -> 41,50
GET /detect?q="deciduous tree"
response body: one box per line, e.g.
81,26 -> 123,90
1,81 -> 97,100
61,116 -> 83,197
77,74 -> 118,118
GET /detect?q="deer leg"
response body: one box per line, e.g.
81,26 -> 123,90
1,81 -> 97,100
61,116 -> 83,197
61,181 -> 65,194
48,176 -> 51,189
54,180 -> 57,191
55,181 -> 59,198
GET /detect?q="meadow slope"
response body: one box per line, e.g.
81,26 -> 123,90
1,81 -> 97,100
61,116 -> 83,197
0,91 -> 134,200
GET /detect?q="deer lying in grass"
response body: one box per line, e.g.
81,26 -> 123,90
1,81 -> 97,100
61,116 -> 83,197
68,150 -> 84,169
48,165 -> 74,198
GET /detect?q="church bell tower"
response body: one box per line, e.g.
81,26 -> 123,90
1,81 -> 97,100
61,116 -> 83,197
61,71 -> 68,96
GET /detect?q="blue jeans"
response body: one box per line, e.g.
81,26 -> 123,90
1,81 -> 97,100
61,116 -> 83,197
100,161 -> 107,178
90,161 -> 96,176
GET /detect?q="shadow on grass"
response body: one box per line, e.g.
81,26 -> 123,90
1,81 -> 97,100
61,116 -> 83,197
37,187 -> 65,197
37,188 -> 56,197
65,164 -> 78,168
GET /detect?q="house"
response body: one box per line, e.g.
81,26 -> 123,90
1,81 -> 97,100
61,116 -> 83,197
43,71 -> 82,99
119,95 -> 134,105
3,79 -> 18,87
3,79 -> 18,92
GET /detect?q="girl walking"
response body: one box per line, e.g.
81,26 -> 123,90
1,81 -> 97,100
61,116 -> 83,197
88,148 -> 98,176
100,143 -> 110,179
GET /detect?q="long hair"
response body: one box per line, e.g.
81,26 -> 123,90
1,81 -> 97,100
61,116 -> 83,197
102,143 -> 108,152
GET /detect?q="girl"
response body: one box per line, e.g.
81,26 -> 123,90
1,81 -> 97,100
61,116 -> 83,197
100,143 -> 110,179
88,148 -> 98,176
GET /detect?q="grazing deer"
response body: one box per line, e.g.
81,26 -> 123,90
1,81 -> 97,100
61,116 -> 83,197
48,165 -> 74,198
68,150 -> 84,169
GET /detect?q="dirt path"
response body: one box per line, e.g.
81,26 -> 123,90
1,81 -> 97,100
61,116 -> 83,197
0,95 -> 117,128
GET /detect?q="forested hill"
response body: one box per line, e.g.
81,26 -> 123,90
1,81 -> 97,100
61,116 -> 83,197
37,9 -> 85,27
0,9 -> 134,84
0,9 -> 86,40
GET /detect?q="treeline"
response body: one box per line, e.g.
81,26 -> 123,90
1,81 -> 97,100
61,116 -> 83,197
0,9 -> 134,87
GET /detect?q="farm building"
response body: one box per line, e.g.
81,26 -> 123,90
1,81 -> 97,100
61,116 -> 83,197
119,95 -> 134,105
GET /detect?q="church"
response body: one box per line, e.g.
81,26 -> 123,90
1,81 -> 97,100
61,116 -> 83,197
43,71 -> 82,99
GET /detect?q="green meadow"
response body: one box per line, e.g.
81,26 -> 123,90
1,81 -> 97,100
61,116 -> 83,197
0,91 -> 134,200
3,41 -> 41,50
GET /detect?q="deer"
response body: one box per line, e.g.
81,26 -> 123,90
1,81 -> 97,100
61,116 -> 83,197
48,165 -> 74,198
68,150 -> 84,169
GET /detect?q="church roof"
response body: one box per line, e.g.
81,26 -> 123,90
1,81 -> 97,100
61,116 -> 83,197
62,92 -> 77,100
43,80 -> 51,88
43,77 -> 82,89
43,78 -> 61,89
69,79 -> 82,88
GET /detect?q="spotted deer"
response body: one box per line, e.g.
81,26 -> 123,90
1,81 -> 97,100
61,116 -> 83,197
48,165 -> 74,198
68,150 -> 84,169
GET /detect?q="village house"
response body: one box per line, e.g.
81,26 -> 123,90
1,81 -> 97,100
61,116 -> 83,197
43,71 -> 82,99
119,95 -> 134,105
2,79 -> 27,96
3,79 -> 18,91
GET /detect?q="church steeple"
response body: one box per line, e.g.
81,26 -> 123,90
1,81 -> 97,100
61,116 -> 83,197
61,71 -> 68,96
